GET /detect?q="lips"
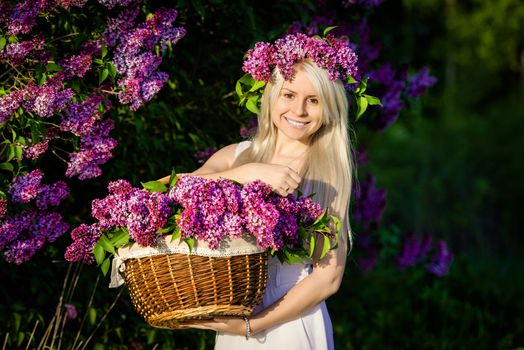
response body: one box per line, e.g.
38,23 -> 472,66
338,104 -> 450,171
284,116 -> 309,129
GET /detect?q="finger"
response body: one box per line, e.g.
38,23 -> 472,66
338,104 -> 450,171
286,167 -> 302,184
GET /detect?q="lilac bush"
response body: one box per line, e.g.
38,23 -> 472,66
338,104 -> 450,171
0,0 -> 186,263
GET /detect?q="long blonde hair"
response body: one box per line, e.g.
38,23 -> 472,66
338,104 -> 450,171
234,60 -> 354,244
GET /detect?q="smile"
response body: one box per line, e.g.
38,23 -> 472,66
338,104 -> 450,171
284,117 -> 309,129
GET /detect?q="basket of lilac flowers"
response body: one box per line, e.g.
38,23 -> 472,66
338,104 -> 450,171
65,172 -> 339,329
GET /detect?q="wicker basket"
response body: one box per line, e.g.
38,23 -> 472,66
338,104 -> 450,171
111,235 -> 268,329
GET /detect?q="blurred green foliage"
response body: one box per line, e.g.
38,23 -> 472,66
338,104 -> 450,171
1,0 -> 523,348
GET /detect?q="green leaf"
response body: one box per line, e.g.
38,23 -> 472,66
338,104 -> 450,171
238,73 -> 255,85
38,73 -> 47,86
235,80 -> 243,98
101,44 -> 108,58
246,97 -> 260,114
0,37 -> 7,50
323,26 -> 338,36
249,80 -> 265,92
46,63 -> 62,72
15,145 -> 23,160
101,257 -> 111,276
320,235 -> 331,260
141,180 -> 167,193
308,235 -> 315,258
7,145 -> 15,162
98,236 -> 116,255
88,307 -> 97,326
8,36 -> 18,43
184,237 -> 195,252
93,242 -> 106,265
364,94 -> 382,106
356,95 -> 368,120
347,75 -> 357,84
99,68 -> 109,85
107,62 -> 117,78
168,168 -> 178,188
109,229 -> 130,248
29,121 -> 40,144
170,228 -> 181,242
0,162 -> 14,172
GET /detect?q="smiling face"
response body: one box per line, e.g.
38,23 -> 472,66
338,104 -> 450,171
270,66 -> 323,144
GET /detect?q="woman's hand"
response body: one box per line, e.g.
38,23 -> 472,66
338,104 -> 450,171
244,163 -> 302,196
177,317 -> 246,335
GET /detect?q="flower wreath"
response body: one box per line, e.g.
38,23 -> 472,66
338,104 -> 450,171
236,28 -> 381,119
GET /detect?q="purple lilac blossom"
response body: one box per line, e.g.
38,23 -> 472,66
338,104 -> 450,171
55,0 -> 88,9
243,33 -> 358,86
97,0 -> 136,9
0,35 -> 45,66
195,147 -> 217,164
61,96 -> 104,135
240,116 -> 258,138
22,72 -> 74,118
110,8 -> 186,110
9,170 -> 44,204
5,0 -> 46,35
2,210 -> 68,264
65,119 -> 117,180
396,233 -> 433,267
368,64 -> 405,131
23,140 -> 50,160
356,247 -> 378,273
36,181 -> 69,210
355,146 -> 368,166
59,53 -> 93,80
352,175 -> 386,226
0,90 -> 24,124
342,0 -> 384,8
425,240 -> 453,277
406,67 -> 438,98
64,224 -> 102,264
64,303 -> 78,320
103,7 -> 141,47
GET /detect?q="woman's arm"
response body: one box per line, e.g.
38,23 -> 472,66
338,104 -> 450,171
158,143 -> 302,196
185,242 -> 347,335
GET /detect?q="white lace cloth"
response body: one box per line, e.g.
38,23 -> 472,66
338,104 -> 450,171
109,234 -> 264,288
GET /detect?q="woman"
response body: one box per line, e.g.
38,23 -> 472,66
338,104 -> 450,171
162,33 -> 356,349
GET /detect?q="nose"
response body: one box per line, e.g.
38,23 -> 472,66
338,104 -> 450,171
291,99 -> 308,117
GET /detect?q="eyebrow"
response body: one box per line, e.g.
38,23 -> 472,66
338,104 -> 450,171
282,88 -> 318,98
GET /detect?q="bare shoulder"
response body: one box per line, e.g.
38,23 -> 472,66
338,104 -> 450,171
192,143 -> 241,175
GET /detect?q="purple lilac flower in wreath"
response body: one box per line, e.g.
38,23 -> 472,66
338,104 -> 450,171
243,33 -> 358,85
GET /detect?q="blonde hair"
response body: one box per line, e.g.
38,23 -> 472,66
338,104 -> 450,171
234,60 -> 354,246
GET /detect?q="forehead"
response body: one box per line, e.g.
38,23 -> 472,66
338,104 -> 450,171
281,69 -> 318,96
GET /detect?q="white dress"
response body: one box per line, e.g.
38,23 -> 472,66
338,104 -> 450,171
214,141 -> 334,350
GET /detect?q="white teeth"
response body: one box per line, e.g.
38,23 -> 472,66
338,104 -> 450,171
285,117 -> 308,128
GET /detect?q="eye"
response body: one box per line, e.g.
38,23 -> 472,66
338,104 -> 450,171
308,98 -> 319,105
283,93 -> 294,99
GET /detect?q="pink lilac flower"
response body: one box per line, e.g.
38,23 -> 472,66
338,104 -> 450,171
9,170 -> 44,204
243,33 -> 358,86
61,96 -> 104,135
195,147 -> 217,164
406,67 -> 438,98
23,140 -> 50,160
22,72 -> 74,118
425,240 -> 453,277
36,181 -> 69,210
59,54 -> 93,80
0,35 -> 45,66
0,199 -> 7,220
55,0 -> 88,9
64,224 -> 102,264
0,90 -> 24,124
64,303 -> 78,320
97,0 -> 136,9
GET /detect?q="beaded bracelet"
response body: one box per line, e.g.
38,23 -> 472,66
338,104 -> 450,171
243,316 -> 252,340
